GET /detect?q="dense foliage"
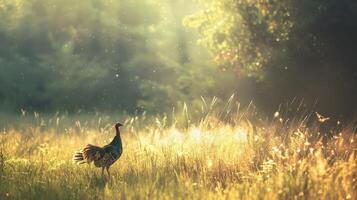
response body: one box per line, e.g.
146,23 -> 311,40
185,0 -> 293,79
185,0 -> 357,117
0,0 -> 226,112
186,0 -> 357,78
1,0 -> 356,117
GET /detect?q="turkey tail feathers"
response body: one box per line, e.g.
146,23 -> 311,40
73,151 -> 86,164
73,144 -> 104,165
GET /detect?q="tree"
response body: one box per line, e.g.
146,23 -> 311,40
186,0 -> 357,117
184,0 -> 293,79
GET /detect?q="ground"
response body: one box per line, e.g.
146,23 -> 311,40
0,108 -> 356,200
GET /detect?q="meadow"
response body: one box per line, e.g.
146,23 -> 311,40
0,98 -> 356,200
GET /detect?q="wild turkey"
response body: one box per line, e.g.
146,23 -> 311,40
73,122 -> 123,178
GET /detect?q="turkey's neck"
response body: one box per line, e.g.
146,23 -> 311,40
111,126 -> 122,148
115,126 -> 121,137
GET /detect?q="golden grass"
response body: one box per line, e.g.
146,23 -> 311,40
0,100 -> 356,199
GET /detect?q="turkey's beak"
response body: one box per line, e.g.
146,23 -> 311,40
115,122 -> 124,127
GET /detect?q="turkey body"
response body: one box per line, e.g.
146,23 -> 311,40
84,136 -> 122,168
73,122 -> 123,178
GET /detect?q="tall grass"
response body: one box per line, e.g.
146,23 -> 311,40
0,97 -> 356,199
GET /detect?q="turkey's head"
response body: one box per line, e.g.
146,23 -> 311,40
115,122 -> 123,128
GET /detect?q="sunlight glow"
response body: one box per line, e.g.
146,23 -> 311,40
234,127 -> 248,142
191,128 -> 202,142
170,128 -> 183,143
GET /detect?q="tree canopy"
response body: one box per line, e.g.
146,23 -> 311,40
185,0 -> 292,79
185,0 -> 357,117
0,0 -> 223,112
0,0 -> 356,117
185,0 -> 357,79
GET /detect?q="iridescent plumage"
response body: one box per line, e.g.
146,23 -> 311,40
73,122 -> 123,178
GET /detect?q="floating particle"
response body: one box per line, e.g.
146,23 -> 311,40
274,111 -> 279,118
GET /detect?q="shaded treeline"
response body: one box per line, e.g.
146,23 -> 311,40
0,0 -> 223,113
0,0 -> 357,119
186,0 -> 357,119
